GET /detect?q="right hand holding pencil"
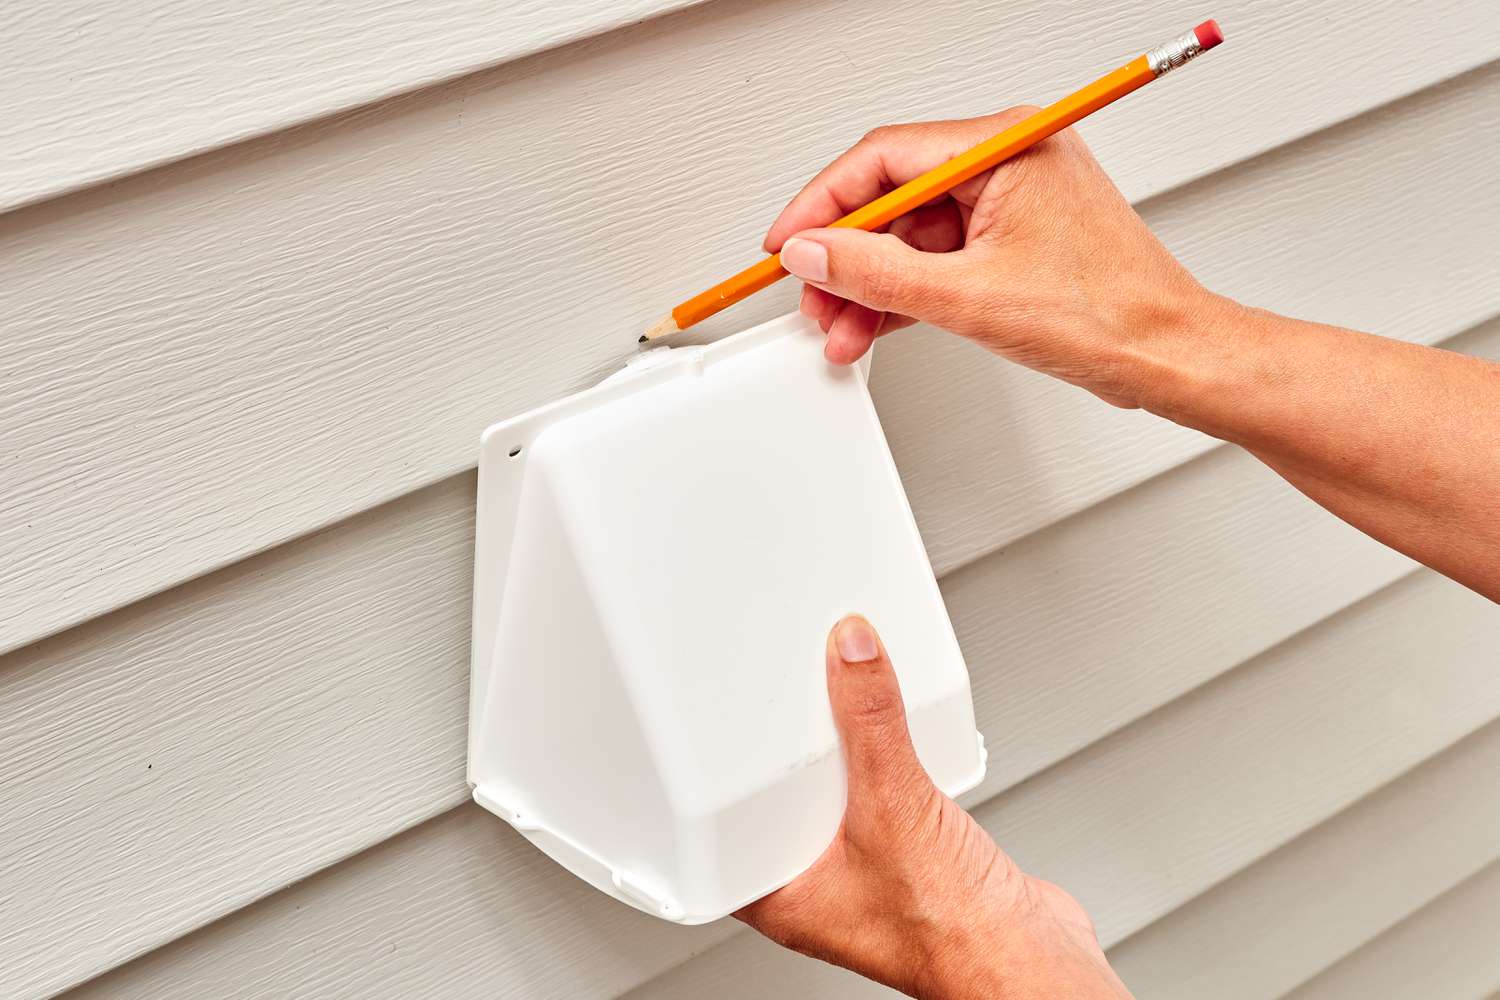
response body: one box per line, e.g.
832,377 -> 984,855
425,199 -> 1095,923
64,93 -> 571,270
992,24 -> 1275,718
772,110 -> 1500,599
768,109 -> 1217,410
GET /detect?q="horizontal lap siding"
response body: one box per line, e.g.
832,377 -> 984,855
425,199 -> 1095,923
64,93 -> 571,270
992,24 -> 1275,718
947,573 -> 1499,948
17,314 -> 1500,995
878,61 -> 1500,574
70,572 -> 1500,1000
0,0 -> 708,212
59,805 -> 746,1000
6,3 -> 1495,997
626,720 -> 1500,1000
1283,860 -> 1500,1000
0,478 -> 478,998
19,312 -> 1498,997
627,575 -> 1500,999
5,0 -> 1495,216
1108,722 -> 1500,998
0,373 -> 1416,995
4,2 -> 1497,656
947,442 -> 1416,806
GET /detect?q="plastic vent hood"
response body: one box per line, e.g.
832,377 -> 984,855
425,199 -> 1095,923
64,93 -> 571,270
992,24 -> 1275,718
469,313 -> 984,924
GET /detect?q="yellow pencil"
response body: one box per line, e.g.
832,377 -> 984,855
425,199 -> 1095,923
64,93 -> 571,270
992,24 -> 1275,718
642,20 -> 1223,342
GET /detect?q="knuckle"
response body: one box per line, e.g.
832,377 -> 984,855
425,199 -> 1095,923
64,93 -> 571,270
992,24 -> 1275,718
859,122 -> 929,149
868,772 -> 940,840
1051,125 -> 1091,157
861,264 -> 902,307
990,103 -> 1042,128
858,235 -> 918,305
847,684 -> 904,727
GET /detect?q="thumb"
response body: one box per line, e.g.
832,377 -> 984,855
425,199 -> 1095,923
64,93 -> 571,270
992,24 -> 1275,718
781,228 -> 967,326
826,615 -> 933,809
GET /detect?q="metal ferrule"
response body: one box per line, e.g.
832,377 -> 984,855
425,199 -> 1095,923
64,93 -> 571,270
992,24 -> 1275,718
1146,30 -> 1203,76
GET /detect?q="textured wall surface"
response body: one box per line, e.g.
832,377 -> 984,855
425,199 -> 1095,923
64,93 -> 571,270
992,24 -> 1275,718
1,2 -> 1496,997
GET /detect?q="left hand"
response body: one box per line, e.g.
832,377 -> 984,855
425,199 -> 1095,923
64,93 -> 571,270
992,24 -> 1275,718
735,615 -> 1130,1000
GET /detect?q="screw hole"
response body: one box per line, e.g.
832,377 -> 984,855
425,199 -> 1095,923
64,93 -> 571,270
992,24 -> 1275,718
508,445 -> 522,458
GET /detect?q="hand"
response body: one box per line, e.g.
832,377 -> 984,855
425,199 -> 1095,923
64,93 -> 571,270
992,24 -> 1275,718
736,616 -> 1131,1000
766,109 -> 1213,408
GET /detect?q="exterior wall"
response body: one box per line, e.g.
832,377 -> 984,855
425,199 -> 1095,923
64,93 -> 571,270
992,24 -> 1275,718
1,2 -> 1496,997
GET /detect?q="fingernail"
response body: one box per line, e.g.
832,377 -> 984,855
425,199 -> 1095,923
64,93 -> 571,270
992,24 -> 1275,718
781,237 -> 829,283
835,617 -> 880,663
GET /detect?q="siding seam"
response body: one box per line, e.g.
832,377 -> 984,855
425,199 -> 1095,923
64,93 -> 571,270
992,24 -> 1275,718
4,59 -> 1494,658
0,1 -> 712,217
68,562 -> 1451,997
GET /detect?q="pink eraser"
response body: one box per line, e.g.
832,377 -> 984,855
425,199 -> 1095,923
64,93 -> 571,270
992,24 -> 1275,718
1194,19 -> 1224,51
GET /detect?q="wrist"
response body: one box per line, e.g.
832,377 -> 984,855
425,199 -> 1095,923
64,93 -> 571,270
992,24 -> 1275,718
911,888 -> 1027,1000
1114,287 -> 1258,424
911,877 -> 1127,1000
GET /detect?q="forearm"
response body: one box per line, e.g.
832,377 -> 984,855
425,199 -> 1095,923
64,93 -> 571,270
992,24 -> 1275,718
1136,294 -> 1500,601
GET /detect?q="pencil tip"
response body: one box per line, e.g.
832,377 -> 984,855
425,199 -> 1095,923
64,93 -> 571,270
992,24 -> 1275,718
638,335 -> 648,343
641,314 -> 680,343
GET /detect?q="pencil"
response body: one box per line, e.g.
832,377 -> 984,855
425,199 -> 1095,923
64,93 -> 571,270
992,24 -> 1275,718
642,20 -> 1223,342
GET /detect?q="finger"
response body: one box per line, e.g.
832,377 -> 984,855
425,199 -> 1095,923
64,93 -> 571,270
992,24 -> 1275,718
764,109 -> 1042,253
800,283 -> 843,331
825,302 -> 883,365
956,200 -> 973,239
823,303 -> 915,365
780,228 -> 969,329
887,200 -> 966,254
764,118 -> 1007,253
826,616 -> 930,805
821,296 -> 849,334
875,311 -> 916,338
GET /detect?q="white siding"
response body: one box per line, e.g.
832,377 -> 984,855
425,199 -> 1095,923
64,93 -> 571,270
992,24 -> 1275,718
0,0 -> 708,213
70,572 -> 1500,1000
5,1 -> 1499,658
3,0 -> 1495,216
0,0 -> 1494,997
19,93 -> 1500,995
1109,722 -> 1500,998
1284,860 -> 1500,1000
627,723 -> 1500,1000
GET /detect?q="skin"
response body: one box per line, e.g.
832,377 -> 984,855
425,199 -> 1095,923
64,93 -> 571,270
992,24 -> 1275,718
739,616 -> 1130,999
736,110 -> 1500,995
